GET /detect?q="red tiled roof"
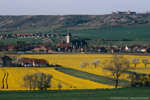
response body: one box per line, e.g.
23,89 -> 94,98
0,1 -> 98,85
56,43 -> 71,47
17,33 -> 33,36
22,58 -> 48,65
34,59 -> 48,65
23,58 -> 35,63
8,46 -> 15,50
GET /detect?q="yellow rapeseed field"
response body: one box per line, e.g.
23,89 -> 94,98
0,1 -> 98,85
0,67 -> 114,90
17,54 -> 150,75
2,54 -> 150,91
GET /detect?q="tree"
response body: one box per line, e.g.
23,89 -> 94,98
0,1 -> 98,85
16,57 -> 24,65
104,55 -> 130,88
91,59 -> 100,68
24,72 -> 53,90
24,74 -> 33,90
132,58 -> 140,68
58,83 -> 62,90
142,58 -> 149,68
80,62 -> 89,68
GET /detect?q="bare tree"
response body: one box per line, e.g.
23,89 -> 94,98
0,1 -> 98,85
104,55 -> 130,88
142,58 -> 149,68
132,58 -> 140,68
80,62 -> 89,68
24,72 -> 53,90
91,59 -> 100,68
24,75 -> 33,90
58,83 -> 62,90
16,57 -> 24,65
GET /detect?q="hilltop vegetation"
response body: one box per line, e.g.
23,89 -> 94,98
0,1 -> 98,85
0,13 -> 150,33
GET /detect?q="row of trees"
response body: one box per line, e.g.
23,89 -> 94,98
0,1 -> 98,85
80,60 -> 100,68
80,56 -> 150,88
80,57 -> 150,68
132,58 -> 149,68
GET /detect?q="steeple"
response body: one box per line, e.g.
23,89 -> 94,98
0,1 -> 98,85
66,29 -> 71,44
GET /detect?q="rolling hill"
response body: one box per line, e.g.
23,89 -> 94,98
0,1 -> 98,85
0,13 -> 150,33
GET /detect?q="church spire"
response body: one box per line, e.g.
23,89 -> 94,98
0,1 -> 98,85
66,29 -> 71,44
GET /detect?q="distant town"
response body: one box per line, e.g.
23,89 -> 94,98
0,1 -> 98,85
0,30 -> 150,54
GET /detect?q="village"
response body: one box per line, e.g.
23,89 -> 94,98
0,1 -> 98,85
0,30 -> 150,54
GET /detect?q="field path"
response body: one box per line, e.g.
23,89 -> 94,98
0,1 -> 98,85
1,69 -> 9,89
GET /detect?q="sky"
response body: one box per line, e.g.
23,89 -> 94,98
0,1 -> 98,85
0,0 -> 150,15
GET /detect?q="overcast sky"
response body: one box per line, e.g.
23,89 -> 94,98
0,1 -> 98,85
0,0 -> 150,15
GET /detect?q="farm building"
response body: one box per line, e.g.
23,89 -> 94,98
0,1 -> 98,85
33,59 -> 49,67
21,58 -> 49,67
1,56 -> 12,67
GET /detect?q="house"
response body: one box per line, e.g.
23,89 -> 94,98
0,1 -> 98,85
21,58 -> 49,67
17,33 -> 33,38
112,11 -> 136,15
22,58 -> 34,67
140,49 -> 147,53
8,45 -> 15,52
56,43 -> 71,52
125,46 -> 129,51
1,56 -> 12,67
32,45 -> 47,52
33,59 -> 49,67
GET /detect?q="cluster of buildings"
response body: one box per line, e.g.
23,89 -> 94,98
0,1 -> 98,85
112,11 -> 136,15
0,33 -> 66,39
56,30 -> 87,52
0,29 -> 150,53
0,41 -> 54,53
0,55 -> 49,67
19,58 -> 49,67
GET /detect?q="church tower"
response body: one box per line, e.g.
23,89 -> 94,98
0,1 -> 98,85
66,30 -> 71,44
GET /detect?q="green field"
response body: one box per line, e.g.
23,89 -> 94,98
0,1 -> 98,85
3,26 -> 150,40
55,68 -> 129,86
57,26 -> 150,40
0,87 -> 149,100
1,26 -> 150,45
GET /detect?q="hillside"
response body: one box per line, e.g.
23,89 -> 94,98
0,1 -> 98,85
0,13 -> 150,33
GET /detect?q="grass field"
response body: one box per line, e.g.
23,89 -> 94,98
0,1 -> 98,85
0,87 -> 150,100
57,26 -> 150,40
55,68 -> 129,86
